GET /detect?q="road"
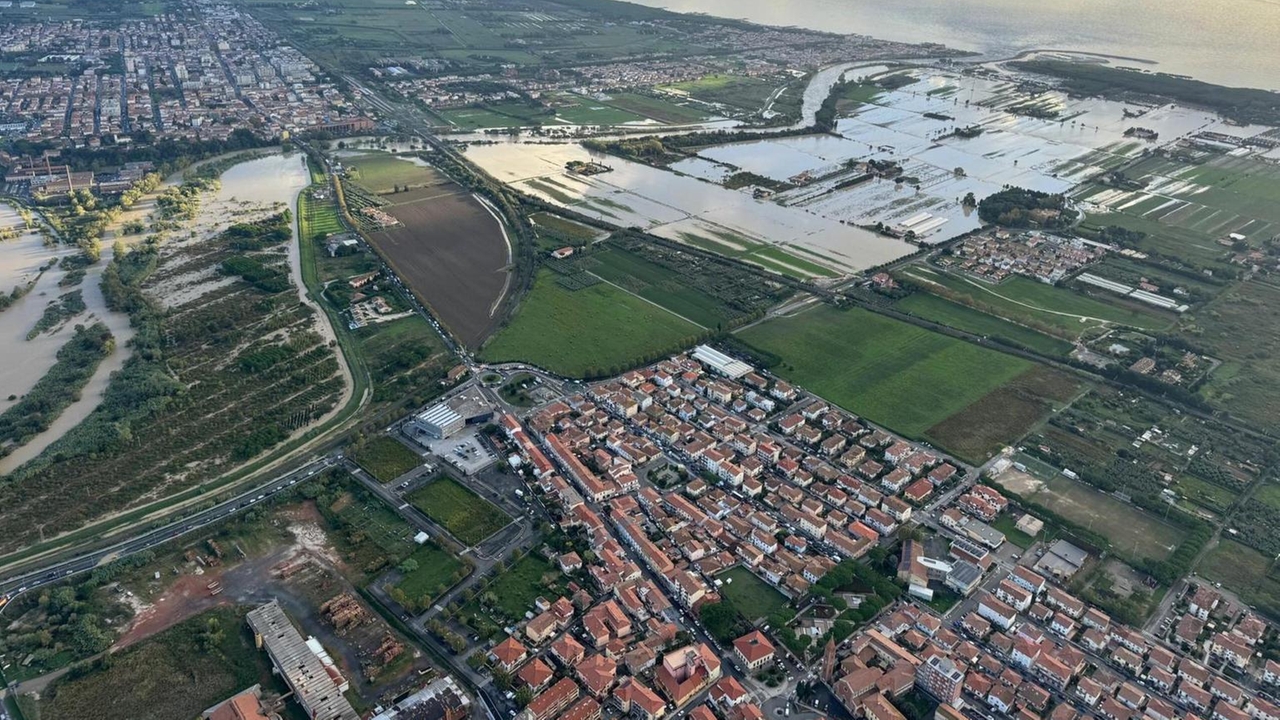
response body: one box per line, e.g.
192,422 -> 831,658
0,454 -> 340,599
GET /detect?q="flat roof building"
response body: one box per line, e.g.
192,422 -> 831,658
692,345 -> 753,379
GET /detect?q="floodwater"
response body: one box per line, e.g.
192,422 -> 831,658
463,141 -> 915,273
0,152 -> 350,474
628,0 -> 1280,90
0,204 -> 136,474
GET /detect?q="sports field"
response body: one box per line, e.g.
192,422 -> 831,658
407,477 -> 510,546
719,566 -> 789,623
894,292 -> 1073,356
995,467 -> 1181,560
352,436 -> 421,483
481,270 -> 699,377
345,153 -> 444,194
738,304 -> 1033,437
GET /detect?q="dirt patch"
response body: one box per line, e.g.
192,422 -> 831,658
993,467 -> 1045,496
114,573 -> 230,650
366,188 -> 509,348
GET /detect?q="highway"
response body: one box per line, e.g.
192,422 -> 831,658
0,454 -> 340,601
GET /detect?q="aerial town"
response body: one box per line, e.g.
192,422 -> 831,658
1,0 -> 1280,718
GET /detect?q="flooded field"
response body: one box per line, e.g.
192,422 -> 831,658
463,141 -> 913,275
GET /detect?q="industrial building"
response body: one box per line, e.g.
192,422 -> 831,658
691,345 -> 753,379
408,388 -> 493,440
369,676 -> 470,720
246,601 -> 359,720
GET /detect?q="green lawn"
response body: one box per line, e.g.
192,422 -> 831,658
719,566 -> 790,623
581,247 -> 736,327
353,436 -> 421,482
299,189 -> 344,240
895,291 -> 1073,356
394,542 -> 468,612
738,304 -> 1033,437
991,514 -> 1039,549
38,607 -> 276,720
407,477 -> 510,546
481,270 -> 700,377
345,153 -> 442,194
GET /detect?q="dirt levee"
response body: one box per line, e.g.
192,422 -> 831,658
368,187 -> 509,348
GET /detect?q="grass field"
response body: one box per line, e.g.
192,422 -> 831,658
434,103 -> 557,129
353,436 -> 421,482
407,477 -> 510,546
990,514 -> 1039,549
550,93 -> 647,125
581,247 -> 736,327
298,189 -> 344,240
346,153 -> 443,194
38,607 -> 275,720
481,270 -> 699,377
894,292 -> 1074,356
738,304 -> 1033,437
603,92 -> 711,124
719,566 -> 790,622
1194,280 -> 1280,426
926,366 -> 1081,463
394,542 -> 468,612
996,471 -> 1182,561
463,554 -> 567,627
355,314 -> 449,405
1197,540 -> 1280,621
668,74 -> 781,113
900,266 -> 1173,335
530,212 -> 603,250
1171,473 -> 1238,514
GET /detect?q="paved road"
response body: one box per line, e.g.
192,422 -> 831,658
0,455 -> 340,601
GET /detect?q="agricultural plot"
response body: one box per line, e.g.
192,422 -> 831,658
365,186 -> 510,348
899,266 -> 1173,336
1197,540 -> 1280,620
599,92 -> 711,124
345,153 -> 444,195
925,366 -> 1081,464
1077,155 -> 1280,254
1195,280 -> 1280,425
719,566 -> 790,623
298,188 -> 344,240
407,477 -> 510,546
738,304 -> 1034,439
530,212 -> 604,251
353,436 -> 421,483
893,292 -> 1073,356
667,73 -> 787,115
579,247 -> 738,327
480,269 -> 700,377
37,607 -> 277,720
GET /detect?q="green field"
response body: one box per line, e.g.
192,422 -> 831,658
996,471 -> 1182,560
990,514 -> 1039,549
1198,540 -> 1280,621
738,304 -> 1033,437
299,189 -> 344,240
353,436 -> 421,482
355,314 -> 449,405
581,247 -> 736,327
719,566 -> 789,623
407,477 -> 510,546
394,542 -> 468,612
37,607 -> 276,720
481,270 -> 700,377
668,74 -> 782,114
602,92 -> 711,124
1194,280 -> 1280,426
434,103 -> 557,130
894,292 -> 1074,356
551,93 -> 647,125
900,267 -> 1173,335
461,554 -> 568,631
346,153 -> 443,194
1171,473 -> 1238,514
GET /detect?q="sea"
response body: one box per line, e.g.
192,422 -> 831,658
626,0 -> 1280,91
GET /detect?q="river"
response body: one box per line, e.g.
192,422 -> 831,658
627,0 -> 1280,91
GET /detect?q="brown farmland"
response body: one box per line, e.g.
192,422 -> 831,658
368,186 -> 510,348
